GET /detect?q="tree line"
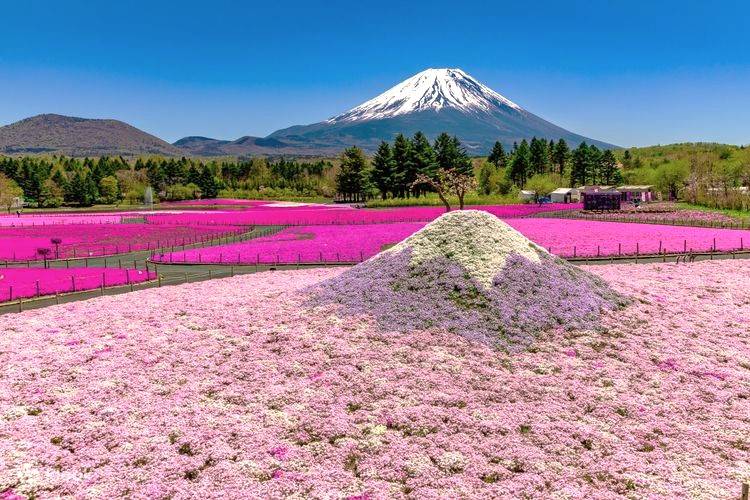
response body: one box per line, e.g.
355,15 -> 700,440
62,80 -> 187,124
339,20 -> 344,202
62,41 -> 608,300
334,133 -> 624,203
334,131 -> 474,202
0,155 -> 335,208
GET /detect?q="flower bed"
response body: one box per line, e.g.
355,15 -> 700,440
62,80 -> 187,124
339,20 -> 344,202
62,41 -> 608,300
151,223 -> 424,264
538,202 -> 745,227
0,267 -> 155,302
0,224 -> 245,261
506,218 -> 750,257
0,214 -> 124,227
150,218 -> 750,265
145,203 -> 582,226
0,260 -> 747,497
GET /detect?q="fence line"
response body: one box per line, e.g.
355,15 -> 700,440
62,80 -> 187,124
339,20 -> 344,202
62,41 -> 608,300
532,210 -> 750,230
1,227 -> 254,264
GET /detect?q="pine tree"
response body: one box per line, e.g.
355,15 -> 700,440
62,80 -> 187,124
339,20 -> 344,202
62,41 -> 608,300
487,141 -> 507,168
599,149 -> 619,185
371,141 -> 395,200
391,134 -> 412,198
434,133 -> 472,176
587,145 -> 602,185
529,137 -> 549,175
508,139 -> 531,187
409,132 -> 437,195
198,167 -> 220,198
336,146 -> 369,202
553,139 -> 570,176
547,139 -> 556,167
477,162 -> 496,195
570,142 -> 589,187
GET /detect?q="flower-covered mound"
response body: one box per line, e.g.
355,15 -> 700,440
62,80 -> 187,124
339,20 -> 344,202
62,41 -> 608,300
1,260 -> 749,498
311,210 -> 626,349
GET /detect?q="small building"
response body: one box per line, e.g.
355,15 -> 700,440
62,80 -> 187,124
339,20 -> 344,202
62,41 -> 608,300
617,185 -> 653,203
581,189 -> 621,211
519,190 -> 536,202
549,187 -> 580,203
578,185 -> 614,193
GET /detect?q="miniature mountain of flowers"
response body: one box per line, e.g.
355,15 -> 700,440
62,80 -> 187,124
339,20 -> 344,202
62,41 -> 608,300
312,210 -> 627,349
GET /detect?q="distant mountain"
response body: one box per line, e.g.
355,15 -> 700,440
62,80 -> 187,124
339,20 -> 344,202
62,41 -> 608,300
4,70 -> 616,158
173,135 -> 329,157
267,68 -> 617,154
0,114 -> 183,157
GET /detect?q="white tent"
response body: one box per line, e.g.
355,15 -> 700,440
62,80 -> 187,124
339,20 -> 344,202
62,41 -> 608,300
550,188 -> 580,203
519,190 -> 536,202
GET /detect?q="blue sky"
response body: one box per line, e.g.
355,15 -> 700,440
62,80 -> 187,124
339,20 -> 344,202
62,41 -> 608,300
1,0 -> 748,147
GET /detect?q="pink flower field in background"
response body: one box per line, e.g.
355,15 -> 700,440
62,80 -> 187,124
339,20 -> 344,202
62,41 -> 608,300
151,223 -> 425,264
0,224 -> 245,261
506,218 -> 750,256
0,267 -> 155,302
149,217 -> 750,265
0,214 -> 124,227
144,203 -> 581,226
0,260 -> 747,498
540,202 -> 745,227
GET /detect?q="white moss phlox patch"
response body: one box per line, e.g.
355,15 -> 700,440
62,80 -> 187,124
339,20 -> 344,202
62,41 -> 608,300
384,210 -> 547,288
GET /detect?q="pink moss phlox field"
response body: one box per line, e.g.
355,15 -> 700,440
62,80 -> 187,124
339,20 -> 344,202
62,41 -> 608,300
506,218 -> 750,256
144,203 -> 581,226
151,223 -> 425,264
0,214 -> 124,227
0,224 -> 244,261
576,202 -> 743,226
0,261 -> 748,497
0,267 -> 155,301
151,218 -> 750,265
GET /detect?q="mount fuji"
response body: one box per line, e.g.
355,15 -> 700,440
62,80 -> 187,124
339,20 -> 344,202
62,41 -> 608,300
256,68 -> 617,155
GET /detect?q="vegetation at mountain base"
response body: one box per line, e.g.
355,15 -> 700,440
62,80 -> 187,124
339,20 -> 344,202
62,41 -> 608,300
1,140 -> 748,214
0,155 -> 335,208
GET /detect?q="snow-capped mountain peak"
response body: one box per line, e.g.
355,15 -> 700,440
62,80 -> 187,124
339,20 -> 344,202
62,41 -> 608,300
329,68 -> 523,123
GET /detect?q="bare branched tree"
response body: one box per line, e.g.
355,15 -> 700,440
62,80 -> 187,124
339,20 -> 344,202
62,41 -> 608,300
412,169 -> 477,212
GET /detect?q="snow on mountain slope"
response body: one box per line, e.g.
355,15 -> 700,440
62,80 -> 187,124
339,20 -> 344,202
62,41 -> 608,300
329,68 -> 523,123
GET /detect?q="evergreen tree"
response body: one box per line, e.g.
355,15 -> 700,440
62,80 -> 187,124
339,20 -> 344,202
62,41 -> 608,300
553,139 -> 570,176
508,139 -> 531,187
198,167 -> 220,198
371,141 -> 395,200
409,132 -> 437,195
185,165 -> 201,186
570,142 -> 589,186
391,134 -> 412,197
335,146 -> 369,202
547,139 -> 556,166
587,145 -> 602,184
434,133 -> 472,176
487,141 -> 507,168
599,149 -> 619,185
477,162 -> 496,195
529,137 -> 549,175
67,169 -> 98,206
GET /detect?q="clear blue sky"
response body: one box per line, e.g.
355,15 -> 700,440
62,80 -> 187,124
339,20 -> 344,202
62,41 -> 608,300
1,0 -> 748,147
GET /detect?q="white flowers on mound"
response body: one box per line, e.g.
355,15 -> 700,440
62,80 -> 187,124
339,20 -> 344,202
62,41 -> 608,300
383,210 -> 547,288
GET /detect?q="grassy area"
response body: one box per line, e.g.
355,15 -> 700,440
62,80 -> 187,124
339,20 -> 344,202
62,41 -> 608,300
676,202 -> 750,222
14,204 -> 150,214
366,193 -> 519,208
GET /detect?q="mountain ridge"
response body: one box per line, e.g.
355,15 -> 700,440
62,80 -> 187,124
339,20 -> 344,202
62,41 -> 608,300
1,69 -> 617,157
0,114 -> 183,157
